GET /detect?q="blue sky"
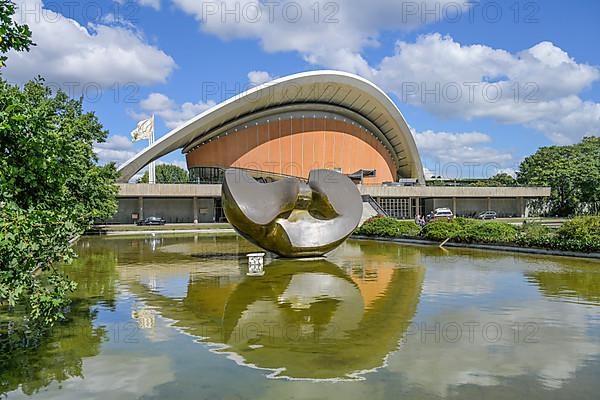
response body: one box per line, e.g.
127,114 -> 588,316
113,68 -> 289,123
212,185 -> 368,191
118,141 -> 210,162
5,0 -> 600,179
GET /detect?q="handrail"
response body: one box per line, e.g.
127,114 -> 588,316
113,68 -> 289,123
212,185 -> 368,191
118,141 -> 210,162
362,195 -> 388,217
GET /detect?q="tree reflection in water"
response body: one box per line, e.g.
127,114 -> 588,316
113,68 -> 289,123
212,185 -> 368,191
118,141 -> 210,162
1,246 -> 118,395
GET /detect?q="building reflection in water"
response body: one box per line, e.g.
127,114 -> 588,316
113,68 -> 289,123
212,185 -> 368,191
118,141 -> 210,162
122,241 -> 425,380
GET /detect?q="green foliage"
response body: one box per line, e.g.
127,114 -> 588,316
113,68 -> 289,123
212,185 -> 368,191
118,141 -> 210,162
558,216 -> 600,242
138,163 -> 189,183
0,1 -> 34,66
456,221 -> 519,243
427,174 -> 517,187
518,137 -> 600,216
419,220 -> 464,241
356,214 -> 599,254
0,78 -> 118,331
555,216 -> 600,252
420,218 -> 518,243
355,216 -> 421,237
513,218 -> 600,252
515,222 -> 556,248
473,173 -> 517,187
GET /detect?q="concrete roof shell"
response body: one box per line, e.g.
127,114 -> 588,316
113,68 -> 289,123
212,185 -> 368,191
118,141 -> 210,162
117,70 -> 425,184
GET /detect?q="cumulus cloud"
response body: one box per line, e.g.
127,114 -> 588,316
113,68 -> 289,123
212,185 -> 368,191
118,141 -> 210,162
172,1 -> 599,145
139,93 -> 216,129
4,0 -> 175,87
247,70 -> 274,86
375,34 -> 600,144
526,98 -> 600,144
172,0 -> 466,77
120,0 -> 161,11
412,128 -> 514,173
94,135 -> 137,166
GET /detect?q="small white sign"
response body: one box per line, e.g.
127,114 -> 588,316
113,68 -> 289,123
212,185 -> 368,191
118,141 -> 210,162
247,252 -> 266,276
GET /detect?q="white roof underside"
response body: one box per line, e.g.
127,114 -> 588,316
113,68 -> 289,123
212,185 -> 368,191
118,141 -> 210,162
117,70 -> 425,183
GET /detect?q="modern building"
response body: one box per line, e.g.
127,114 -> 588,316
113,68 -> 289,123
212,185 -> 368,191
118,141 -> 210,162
112,71 -> 549,224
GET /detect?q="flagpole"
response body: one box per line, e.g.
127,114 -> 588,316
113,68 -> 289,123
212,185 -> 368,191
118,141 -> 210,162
149,114 -> 156,184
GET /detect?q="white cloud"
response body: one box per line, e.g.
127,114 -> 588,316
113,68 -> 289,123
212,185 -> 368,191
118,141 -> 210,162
94,135 -> 136,166
496,167 -> 518,178
412,128 -> 514,166
526,98 -> 600,144
120,0 -> 161,11
247,70 -> 274,87
375,34 -> 600,144
5,0 -> 175,87
172,0 -> 466,77
172,0 -> 599,145
139,93 -> 217,129
376,34 -> 598,105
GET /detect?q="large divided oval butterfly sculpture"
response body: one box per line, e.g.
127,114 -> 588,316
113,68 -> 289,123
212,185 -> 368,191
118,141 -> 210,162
222,168 -> 363,258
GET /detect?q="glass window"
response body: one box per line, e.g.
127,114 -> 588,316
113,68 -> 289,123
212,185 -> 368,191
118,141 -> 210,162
189,167 -> 224,184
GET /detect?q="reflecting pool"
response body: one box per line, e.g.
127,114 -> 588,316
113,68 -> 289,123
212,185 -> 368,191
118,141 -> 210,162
2,234 -> 600,399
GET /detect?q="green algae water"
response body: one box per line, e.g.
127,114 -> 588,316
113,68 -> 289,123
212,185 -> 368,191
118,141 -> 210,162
2,234 -> 600,399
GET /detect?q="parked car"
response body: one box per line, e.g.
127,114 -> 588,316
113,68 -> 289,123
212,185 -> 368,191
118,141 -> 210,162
137,216 -> 166,225
431,208 -> 454,221
478,211 -> 497,220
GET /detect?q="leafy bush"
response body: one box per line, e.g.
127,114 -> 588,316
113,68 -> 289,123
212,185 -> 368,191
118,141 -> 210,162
555,216 -> 600,252
420,220 -> 464,241
456,221 -> 519,244
558,216 -> 600,242
516,223 -> 556,248
420,219 -> 518,243
355,216 -> 421,237
355,214 -> 600,254
0,78 -> 118,331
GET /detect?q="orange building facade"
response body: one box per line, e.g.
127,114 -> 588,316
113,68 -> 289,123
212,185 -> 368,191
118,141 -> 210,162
185,111 -> 398,184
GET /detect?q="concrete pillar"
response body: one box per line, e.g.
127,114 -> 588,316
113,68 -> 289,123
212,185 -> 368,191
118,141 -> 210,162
519,197 -> 525,218
415,197 -> 421,217
193,196 -> 198,224
487,197 -> 492,211
452,197 -> 457,214
138,196 -> 144,221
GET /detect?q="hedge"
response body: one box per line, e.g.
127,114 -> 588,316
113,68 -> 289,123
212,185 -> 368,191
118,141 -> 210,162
354,215 -> 600,253
355,216 -> 421,237
421,218 -> 518,244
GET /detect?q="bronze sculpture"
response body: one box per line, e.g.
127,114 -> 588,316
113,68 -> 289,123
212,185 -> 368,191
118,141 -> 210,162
222,168 -> 362,257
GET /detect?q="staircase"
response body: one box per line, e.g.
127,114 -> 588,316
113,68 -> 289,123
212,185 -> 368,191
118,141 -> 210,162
360,195 -> 388,224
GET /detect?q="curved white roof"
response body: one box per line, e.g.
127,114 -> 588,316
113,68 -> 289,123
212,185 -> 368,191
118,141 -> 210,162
117,70 -> 425,183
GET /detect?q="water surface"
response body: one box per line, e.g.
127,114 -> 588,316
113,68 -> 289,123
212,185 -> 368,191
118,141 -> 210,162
2,234 -> 600,399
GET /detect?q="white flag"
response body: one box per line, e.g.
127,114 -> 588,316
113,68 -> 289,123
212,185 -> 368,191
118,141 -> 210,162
131,116 -> 153,141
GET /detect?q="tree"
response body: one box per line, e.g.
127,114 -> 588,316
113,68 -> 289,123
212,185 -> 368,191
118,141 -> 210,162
518,137 -> 600,216
488,173 -> 517,186
138,164 -> 189,183
0,1 -> 34,66
0,78 -> 118,330
473,173 -> 517,187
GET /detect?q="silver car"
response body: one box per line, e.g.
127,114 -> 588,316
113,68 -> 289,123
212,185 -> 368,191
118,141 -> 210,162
478,211 -> 497,220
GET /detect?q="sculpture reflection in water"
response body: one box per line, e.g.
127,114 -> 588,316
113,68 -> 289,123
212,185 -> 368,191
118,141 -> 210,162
222,168 -> 363,258
124,243 -> 425,380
